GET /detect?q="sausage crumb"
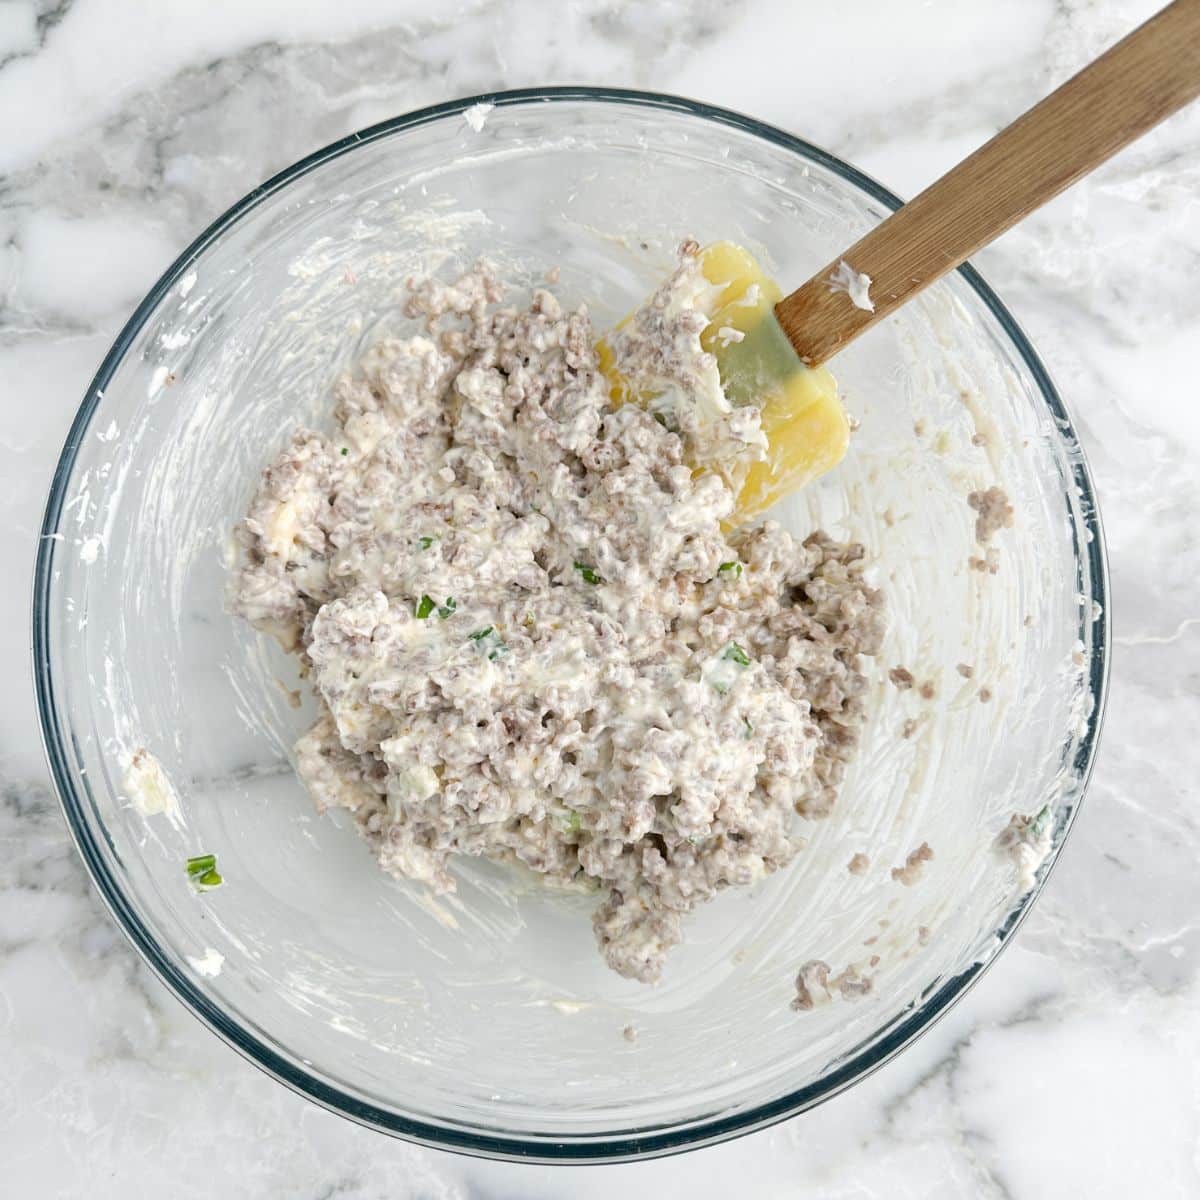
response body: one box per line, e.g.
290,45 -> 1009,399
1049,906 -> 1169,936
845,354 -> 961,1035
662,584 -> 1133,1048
901,717 -> 919,739
891,842 -> 934,886
847,852 -> 870,875
889,666 -> 915,690
979,687 -> 993,703
967,486 -> 1014,544
622,1023 -> 638,1043
956,662 -> 974,679
830,964 -> 873,999
791,959 -> 832,1011
918,679 -> 937,700
792,958 -> 874,1009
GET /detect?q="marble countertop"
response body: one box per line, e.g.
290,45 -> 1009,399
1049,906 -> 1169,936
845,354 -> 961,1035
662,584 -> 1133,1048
3,0 -> 1199,1195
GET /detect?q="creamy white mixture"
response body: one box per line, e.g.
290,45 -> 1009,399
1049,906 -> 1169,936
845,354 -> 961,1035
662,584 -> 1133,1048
186,947 -> 225,977
828,259 -> 875,313
123,747 -> 179,817
992,806 -> 1053,892
231,246 -> 884,982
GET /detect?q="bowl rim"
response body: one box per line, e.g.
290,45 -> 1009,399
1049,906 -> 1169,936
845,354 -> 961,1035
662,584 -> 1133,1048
32,85 -> 1111,1164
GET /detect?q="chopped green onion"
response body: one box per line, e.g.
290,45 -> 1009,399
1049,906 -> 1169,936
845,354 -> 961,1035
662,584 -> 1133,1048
552,808 -> 583,834
468,626 -> 508,660
718,561 -> 743,579
186,854 -> 223,889
573,561 -> 601,585
743,717 -> 754,738
438,597 -> 457,620
418,535 -> 436,550
1030,804 -> 1052,839
340,447 -> 349,456
723,643 -> 751,667
415,594 -> 436,619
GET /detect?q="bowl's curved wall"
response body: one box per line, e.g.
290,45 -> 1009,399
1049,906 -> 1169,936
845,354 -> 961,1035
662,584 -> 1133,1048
34,90 -> 1106,1161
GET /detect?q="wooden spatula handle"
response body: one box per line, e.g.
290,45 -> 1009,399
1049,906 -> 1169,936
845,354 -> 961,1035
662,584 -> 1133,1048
776,0 -> 1200,366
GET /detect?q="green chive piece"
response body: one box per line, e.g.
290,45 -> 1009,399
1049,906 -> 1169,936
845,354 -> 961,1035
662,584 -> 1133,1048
438,597 -> 457,620
415,595 -> 436,619
743,717 -> 754,738
468,626 -> 508,659
573,561 -> 601,585
723,643 -> 751,667
340,447 -> 349,456
554,808 -> 583,834
418,535 -> 436,550
718,561 -> 743,578
1030,804 -> 1052,839
186,854 -> 223,889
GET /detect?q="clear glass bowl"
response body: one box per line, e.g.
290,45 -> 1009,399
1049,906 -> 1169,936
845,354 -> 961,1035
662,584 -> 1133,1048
33,89 -> 1108,1162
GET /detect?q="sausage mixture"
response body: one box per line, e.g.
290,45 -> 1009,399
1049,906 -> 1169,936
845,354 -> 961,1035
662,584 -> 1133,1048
230,246 -> 885,982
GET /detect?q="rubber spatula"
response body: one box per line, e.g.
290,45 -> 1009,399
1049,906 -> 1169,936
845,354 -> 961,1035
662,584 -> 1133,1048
606,0 -> 1200,524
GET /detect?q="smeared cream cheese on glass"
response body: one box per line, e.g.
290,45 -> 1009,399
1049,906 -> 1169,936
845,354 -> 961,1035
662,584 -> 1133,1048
123,747 -> 179,818
187,947 -> 225,977
230,247 -> 885,982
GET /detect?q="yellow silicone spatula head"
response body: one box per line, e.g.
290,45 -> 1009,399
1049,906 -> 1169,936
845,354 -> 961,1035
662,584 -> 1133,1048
695,243 -> 848,521
598,241 -> 849,524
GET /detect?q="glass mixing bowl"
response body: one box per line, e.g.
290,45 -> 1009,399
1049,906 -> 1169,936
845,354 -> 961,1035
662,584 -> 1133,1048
33,89 -> 1108,1162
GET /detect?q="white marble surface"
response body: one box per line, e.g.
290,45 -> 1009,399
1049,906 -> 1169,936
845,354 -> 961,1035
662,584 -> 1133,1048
3,0 -> 1199,1195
